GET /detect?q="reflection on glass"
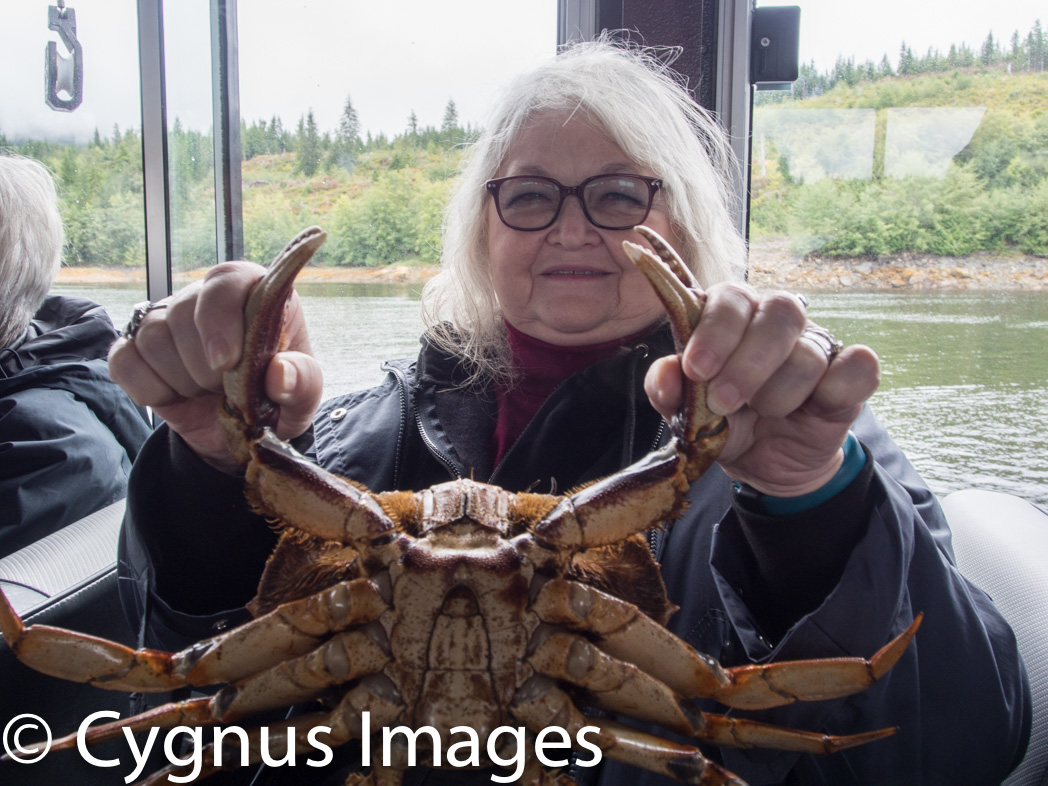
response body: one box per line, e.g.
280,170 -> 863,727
756,108 -> 876,181
884,107 -> 986,178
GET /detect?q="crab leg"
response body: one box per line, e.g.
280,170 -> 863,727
694,713 -> 894,753
532,579 -> 921,711
532,579 -> 732,698
533,445 -> 694,549
29,698 -> 218,757
211,628 -> 390,721
214,226 -> 403,548
135,675 -> 404,786
0,577 -> 386,692
706,615 -> 922,710
534,226 -> 730,551
510,676 -> 744,786
527,631 -> 703,736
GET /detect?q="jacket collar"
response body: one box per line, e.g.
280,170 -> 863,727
1,295 -> 119,378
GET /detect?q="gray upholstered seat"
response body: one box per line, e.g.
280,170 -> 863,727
945,489 -> 1048,786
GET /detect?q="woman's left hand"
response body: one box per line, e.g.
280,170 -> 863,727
645,282 -> 881,497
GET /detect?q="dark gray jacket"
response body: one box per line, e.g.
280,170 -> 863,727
119,326 -> 1030,785
0,295 -> 152,556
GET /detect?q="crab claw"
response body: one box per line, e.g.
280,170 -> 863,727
622,226 -> 728,481
220,225 -> 327,464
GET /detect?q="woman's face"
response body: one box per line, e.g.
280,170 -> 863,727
486,112 -> 677,346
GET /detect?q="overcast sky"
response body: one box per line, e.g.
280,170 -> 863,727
0,0 -> 1043,144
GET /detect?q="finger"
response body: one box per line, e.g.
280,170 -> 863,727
644,355 -> 685,424
681,283 -> 758,382
166,287 -> 225,394
804,344 -> 881,422
264,351 -> 325,440
747,327 -> 838,419
107,335 -> 186,409
132,304 -> 215,399
194,262 -> 267,371
703,291 -> 808,416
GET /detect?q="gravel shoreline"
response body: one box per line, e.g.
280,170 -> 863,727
55,242 -> 1048,291
747,238 -> 1048,291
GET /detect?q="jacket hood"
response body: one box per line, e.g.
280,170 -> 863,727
1,294 -> 119,378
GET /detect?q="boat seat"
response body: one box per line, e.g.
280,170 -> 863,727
944,489 -> 1048,786
0,498 -> 137,785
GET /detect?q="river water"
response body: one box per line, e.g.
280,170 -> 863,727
53,282 -> 1048,508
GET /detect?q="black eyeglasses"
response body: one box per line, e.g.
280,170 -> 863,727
485,173 -> 662,231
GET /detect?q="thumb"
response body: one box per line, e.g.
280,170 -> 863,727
264,351 -> 324,440
644,355 -> 685,424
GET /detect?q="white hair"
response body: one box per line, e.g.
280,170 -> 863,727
0,155 -> 65,348
420,37 -> 748,386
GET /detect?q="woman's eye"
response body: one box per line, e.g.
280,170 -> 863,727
506,189 -> 555,208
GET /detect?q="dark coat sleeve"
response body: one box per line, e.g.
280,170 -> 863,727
613,406 -> 1031,786
0,359 -> 152,556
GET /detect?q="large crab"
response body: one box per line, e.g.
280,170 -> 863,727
0,226 -> 919,786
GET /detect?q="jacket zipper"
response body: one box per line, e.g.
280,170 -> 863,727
386,361 -> 463,482
646,419 -> 668,560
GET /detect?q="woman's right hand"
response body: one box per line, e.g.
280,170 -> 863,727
108,261 -> 323,474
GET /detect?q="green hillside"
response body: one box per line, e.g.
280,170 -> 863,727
751,68 -> 1048,257
6,57 -> 1047,268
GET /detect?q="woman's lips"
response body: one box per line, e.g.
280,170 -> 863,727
541,267 -> 610,277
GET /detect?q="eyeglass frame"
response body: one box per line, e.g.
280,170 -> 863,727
485,173 -> 663,231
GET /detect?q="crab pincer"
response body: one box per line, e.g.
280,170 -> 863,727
622,226 -> 729,481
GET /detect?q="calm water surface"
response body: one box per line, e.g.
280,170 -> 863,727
54,283 -> 1048,508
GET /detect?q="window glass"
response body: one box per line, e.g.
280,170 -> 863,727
749,0 -> 1048,505
0,2 -> 147,325
162,0 -> 218,288
235,1 -> 558,396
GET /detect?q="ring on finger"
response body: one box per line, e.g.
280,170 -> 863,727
122,299 -> 170,340
801,324 -> 844,362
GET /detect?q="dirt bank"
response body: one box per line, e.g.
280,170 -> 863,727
747,237 -> 1048,291
56,243 -> 1047,291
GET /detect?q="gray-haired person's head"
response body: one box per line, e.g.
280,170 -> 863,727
0,155 -> 65,348
422,37 -> 747,384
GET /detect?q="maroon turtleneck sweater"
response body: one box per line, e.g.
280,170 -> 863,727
492,320 -> 654,465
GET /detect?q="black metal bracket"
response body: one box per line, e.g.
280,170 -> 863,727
45,2 -> 83,111
750,5 -> 800,90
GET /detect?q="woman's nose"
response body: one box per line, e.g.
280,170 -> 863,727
548,193 -> 598,243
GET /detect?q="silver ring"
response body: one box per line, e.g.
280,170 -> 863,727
801,325 -> 843,362
122,300 -> 169,340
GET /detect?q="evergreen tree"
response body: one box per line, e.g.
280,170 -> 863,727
407,110 -> 419,145
981,31 -> 998,66
441,99 -> 459,134
297,110 -> 321,176
1029,20 -> 1046,71
898,43 -> 916,75
877,54 -> 894,78
339,95 -> 361,146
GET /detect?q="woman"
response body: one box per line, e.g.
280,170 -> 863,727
109,41 -> 1028,785
0,154 -> 151,556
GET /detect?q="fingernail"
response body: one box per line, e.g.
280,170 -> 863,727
708,381 -> 740,415
687,349 -> 717,381
206,336 -> 231,370
280,359 -> 297,396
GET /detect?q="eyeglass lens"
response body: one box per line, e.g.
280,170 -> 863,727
494,175 -> 655,230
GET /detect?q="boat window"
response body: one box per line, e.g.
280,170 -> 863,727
749,0 -> 1048,505
1,2 -> 148,323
